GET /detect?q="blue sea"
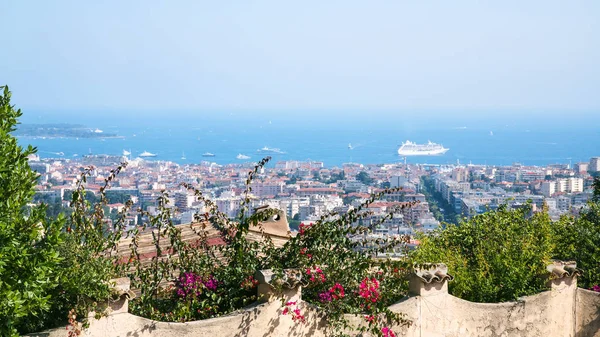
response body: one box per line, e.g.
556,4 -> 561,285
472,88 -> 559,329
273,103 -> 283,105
16,111 -> 600,168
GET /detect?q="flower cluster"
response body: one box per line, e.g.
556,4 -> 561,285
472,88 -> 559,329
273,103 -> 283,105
240,275 -> 259,290
364,314 -> 376,323
176,272 -> 218,298
592,285 -> 600,292
306,266 -> 325,283
282,301 -> 305,323
318,283 -> 345,303
382,326 -> 397,337
359,277 -> 380,303
298,222 -> 312,236
299,247 -> 313,259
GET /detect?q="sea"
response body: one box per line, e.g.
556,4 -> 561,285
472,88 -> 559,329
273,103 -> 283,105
15,111 -> 600,168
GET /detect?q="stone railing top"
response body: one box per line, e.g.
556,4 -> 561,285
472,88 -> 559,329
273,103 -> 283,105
547,260 -> 582,279
413,263 -> 454,284
255,269 -> 307,289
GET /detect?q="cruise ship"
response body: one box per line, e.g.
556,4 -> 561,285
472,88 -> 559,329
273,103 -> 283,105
397,141 -> 449,156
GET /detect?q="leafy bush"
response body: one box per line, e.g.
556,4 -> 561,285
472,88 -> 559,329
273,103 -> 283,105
552,178 -> 600,289
411,205 -> 555,303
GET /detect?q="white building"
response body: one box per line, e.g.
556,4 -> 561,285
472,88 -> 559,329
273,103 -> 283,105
589,157 -> 600,172
541,181 -> 556,197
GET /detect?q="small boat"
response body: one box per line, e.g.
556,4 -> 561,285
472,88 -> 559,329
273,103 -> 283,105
139,151 -> 157,157
181,151 -> 186,160
236,154 -> 250,160
123,149 -> 131,156
348,143 -> 353,150
202,152 -> 216,157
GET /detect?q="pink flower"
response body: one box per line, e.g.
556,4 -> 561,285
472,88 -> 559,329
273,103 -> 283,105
319,291 -> 333,302
364,315 -> 375,323
329,283 -> 345,299
282,301 -> 305,323
299,223 -> 312,236
382,327 -> 396,337
359,277 -> 380,303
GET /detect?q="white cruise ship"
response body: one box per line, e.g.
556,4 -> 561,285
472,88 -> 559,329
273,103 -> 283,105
397,140 -> 449,156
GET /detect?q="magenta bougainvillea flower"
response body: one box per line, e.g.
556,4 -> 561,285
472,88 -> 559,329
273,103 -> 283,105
359,277 -> 380,303
382,326 -> 396,337
176,272 -> 218,298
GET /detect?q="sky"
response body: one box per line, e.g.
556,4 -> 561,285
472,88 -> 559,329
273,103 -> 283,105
1,1 -> 599,119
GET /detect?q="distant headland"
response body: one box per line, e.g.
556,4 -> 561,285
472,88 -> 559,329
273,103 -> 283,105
14,123 -> 121,139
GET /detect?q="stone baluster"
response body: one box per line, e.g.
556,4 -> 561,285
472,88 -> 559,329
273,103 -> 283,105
409,263 -> 453,297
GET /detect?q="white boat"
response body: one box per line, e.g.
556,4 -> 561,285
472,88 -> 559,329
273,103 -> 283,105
181,151 -> 186,160
139,151 -> 157,157
257,146 -> 286,154
348,143 -> 353,150
202,152 -> 216,157
123,149 -> 131,156
236,153 -> 250,160
397,140 -> 449,156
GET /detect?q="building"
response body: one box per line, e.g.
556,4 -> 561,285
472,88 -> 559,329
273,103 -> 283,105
590,157 -> 600,173
541,181 -> 556,197
575,162 -> 589,174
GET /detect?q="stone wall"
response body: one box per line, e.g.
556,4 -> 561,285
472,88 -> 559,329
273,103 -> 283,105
27,263 -> 600,337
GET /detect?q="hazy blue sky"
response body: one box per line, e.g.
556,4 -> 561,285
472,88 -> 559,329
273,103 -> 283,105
1,1 -> 599,117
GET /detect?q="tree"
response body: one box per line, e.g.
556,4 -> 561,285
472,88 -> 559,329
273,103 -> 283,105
553,177 -> 600,289
412,205 -> 555,303
0,87 -> 119,335
0,86 -> 65,336
356,171 -> 373,185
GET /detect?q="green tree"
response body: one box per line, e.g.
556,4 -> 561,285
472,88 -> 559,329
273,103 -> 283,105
356,171 -> 373,185
553,177 -> 600,289
412,205 -> 555,303
0,86 -> 64,336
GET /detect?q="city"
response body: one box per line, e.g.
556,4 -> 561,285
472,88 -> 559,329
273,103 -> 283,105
29,153 -> 600,238
3,1 -> 599,336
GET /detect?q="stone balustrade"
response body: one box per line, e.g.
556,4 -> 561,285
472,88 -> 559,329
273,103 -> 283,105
26,261 -> 600,337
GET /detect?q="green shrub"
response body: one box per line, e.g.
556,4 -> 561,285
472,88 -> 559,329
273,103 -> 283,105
411,205 -> 555,303
552,178 -> 600,289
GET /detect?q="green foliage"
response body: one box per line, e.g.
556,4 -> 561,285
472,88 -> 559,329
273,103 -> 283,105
356,171 -> 373,185
0,86 -> 65,336
411,205 -> 555,302
553,178 -> 600,289
325,170 -> 345,184
0,86 -> 122,336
